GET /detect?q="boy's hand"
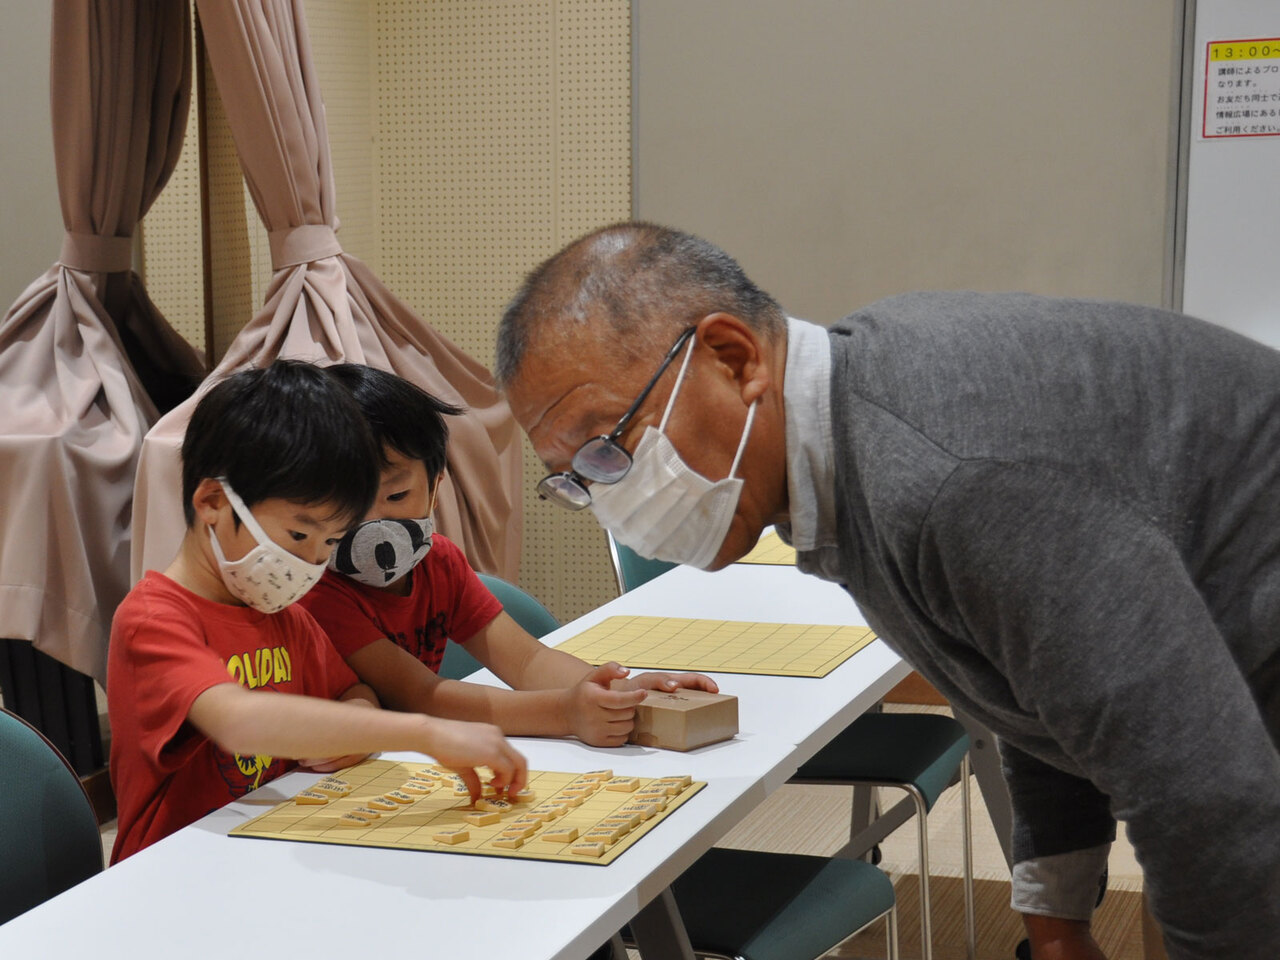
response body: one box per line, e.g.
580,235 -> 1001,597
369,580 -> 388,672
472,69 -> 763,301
424,716 -> 528,802
564,662 -> 648,747
297,752 -> 370,773
613,670 -> 720,695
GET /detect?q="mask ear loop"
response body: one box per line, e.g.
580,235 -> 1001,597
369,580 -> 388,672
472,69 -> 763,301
427,473 -> 443,517
727,400 -> 758,480
657,331 -> 697,434
216,478 -> 275,547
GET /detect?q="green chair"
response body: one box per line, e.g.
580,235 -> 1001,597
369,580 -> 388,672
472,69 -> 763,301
607,534 -> 974,960
437,573 -> 561,680
791,713 -> 974,960
607,534 -> 676,593
0,707 -> 103,924
618,847 -> 898,960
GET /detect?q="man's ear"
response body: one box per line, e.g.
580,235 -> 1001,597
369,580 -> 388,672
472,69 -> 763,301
191,477 -> 227,527
695,312 -> 772,405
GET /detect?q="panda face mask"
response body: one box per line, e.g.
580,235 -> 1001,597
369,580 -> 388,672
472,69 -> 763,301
328,515 -> 434,586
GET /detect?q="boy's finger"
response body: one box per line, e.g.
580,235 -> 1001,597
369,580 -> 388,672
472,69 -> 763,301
451,766 -> 482,802
490,745 -> 527,793
586,661 -> 629,687
685,673 -> 719,693
594,687 -> 647,708
503,747 -> 528,795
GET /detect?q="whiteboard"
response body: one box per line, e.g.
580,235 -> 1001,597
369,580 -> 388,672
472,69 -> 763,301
1182,0 -> 1280,347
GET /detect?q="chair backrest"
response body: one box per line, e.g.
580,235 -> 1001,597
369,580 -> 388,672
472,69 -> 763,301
0,707 -> 103,924
437,574 -> 561,680
607,534 -> 677,594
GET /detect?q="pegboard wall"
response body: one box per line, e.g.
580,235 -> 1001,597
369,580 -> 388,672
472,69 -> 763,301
369,0 -> 632,621
139,1 -> 632,622
137,10 -> 206,360
139,14 -> 262,366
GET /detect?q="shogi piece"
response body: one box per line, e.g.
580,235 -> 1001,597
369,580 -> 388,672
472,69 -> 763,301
628,690 -> 739,751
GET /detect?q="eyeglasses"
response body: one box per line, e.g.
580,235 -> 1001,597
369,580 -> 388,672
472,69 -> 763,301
537,325 -> 697,510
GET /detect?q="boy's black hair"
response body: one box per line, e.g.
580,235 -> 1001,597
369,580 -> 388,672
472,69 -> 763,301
325,364 -> 463,482
181,360 -> 380,528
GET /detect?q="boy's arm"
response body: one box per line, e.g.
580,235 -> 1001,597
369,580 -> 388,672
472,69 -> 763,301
347,625 -> 644,746
469,613 -> 717,695
296,681 -> 381,772
185,681 -> 526,798
338,681 -> 380,706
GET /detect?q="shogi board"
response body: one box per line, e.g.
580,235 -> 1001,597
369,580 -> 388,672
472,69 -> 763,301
230,759 -> 703,866
735,529 -> 797,566
554,616 -> 878,678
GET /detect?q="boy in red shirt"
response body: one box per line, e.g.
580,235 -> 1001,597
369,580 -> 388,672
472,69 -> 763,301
300,364 -> 716,747
108,362 -> 526,862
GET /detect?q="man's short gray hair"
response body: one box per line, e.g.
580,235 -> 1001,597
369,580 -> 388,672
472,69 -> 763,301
495,222 -> 785,386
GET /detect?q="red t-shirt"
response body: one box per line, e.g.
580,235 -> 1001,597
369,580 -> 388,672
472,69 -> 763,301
300,534 -> 502,672
107,571 -> 358,863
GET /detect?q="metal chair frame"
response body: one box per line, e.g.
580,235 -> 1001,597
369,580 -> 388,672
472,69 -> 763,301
791,752 -> 975,960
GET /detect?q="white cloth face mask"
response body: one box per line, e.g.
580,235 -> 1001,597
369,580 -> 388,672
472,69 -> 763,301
207,480 -> 328,613
589,340 -> 757,570
328,515 -> 433,586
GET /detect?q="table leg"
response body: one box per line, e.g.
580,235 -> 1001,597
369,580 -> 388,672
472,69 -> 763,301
952,708 -> 1014,867
630,887 -> 697,960
851,784 -> 878,859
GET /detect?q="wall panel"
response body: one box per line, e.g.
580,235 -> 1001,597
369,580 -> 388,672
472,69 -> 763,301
373,0 -> 631,619
635,0 -> 1179,325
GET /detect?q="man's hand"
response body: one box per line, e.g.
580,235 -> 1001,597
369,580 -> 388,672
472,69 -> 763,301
562,662 -> 648,746
614,670 -> 720,695
1023,915 -> 1108,960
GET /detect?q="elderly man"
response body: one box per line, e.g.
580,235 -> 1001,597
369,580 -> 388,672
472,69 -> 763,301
495,222 -> 1280,960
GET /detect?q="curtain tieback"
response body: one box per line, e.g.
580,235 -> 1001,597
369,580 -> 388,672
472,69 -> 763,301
269,224 -> 343,269
59,233 -> 132,273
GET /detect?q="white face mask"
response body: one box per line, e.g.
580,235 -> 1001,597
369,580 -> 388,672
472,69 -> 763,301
328,515 -> 434,586
207,480 -> 328,613
589,341 -> 757,570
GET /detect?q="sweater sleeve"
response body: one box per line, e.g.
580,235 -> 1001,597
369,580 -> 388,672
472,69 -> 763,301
999,738 -> 1113,920
919,460 -> 1280,960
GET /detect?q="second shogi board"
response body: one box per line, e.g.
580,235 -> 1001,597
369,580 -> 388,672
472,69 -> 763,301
734,529 -> 797,566
229,759 -> 703,866
554,616 -> 878,678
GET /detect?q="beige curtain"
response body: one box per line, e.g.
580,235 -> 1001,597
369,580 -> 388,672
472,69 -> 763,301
132,0 -> 522,584
0,0 -> 205,683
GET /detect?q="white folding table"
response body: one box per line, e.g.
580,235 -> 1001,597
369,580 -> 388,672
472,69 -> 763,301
0,561 -> 911,959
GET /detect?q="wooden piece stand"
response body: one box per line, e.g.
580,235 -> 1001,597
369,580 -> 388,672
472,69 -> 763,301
628,689 -> 738,751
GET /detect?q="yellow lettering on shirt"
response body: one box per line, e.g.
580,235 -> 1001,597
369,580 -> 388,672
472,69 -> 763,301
224,645 -> 292,690
258,648 -> 274,686
242,651 -> 259,688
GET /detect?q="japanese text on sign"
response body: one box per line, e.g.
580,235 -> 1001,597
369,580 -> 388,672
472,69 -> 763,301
1203,39 -> 1280,138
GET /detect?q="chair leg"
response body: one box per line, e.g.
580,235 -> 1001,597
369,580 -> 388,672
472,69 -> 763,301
906,786 -> 933,960
962,753 -> 976,960
886,902 -> 901,960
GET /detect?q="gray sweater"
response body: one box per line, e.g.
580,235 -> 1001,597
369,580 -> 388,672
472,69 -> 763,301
820,292 -> 1280,959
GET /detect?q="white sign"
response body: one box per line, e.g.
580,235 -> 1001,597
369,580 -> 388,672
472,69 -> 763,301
1202,37 -> 1280,138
